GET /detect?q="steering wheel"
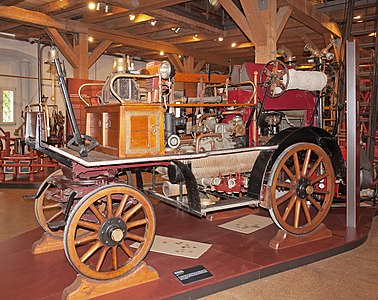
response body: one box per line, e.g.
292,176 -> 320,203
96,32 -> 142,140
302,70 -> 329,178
311,63 -> 336,98
260,60 -> 289,98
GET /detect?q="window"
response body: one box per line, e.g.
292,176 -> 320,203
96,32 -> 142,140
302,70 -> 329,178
1,89 -> 15,124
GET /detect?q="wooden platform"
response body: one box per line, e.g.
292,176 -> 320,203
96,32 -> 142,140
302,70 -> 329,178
0,203 -> 376,300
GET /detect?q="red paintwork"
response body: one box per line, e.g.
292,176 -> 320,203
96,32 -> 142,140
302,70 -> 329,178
238,63 -> 316,125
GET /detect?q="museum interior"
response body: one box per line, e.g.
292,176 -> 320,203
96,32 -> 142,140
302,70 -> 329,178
0,0 -> 377,299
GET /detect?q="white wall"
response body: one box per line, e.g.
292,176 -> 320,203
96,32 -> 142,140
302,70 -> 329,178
0,37 -> 130,137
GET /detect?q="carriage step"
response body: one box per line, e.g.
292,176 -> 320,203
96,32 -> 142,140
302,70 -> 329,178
47,220 -> 66,231
23,194 -> 37,200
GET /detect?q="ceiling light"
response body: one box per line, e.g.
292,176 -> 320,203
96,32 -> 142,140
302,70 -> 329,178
174,27 -> 180,33
88,1 -> 96,10
193,34 -> 199,40
231,42 -> 237,48
353,15 -> 361,19
150,20 -> 157,26
129,14 -> 136,21
88,36 -> 94,42
159,51 -> 165,56
218,36 -> 224,42
104,4 -> 109,13
96,2 -> 101,10
178,55 -> 182,58
368,32 -> 376,37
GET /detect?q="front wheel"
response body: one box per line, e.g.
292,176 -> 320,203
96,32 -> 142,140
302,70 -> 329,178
266,143 -> 335,235
64,184 -> 156,280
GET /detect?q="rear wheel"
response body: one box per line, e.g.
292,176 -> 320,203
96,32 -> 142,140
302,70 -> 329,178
35,169 -> 64,238
267,143 -> 335,235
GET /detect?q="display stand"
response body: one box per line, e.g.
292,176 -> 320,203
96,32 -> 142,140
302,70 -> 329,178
269,224 -> 332,250
62,262 -> 159,300
31,233 -> 63,254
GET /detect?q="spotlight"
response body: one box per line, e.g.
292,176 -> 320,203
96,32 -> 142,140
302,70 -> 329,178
193,34 -> 199,40
151,20 -> 157,26
218,36 -> 224,42
129,14 -> 136,21
88,1 -> 96,10
104,4 -> 109,13
96,2 -> 101,10
231,42 -> 236,48
175,27 -> 181,33
159,51 -> 165,56
88,36 -> 94,42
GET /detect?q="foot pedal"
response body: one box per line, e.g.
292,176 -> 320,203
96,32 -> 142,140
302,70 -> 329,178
23,194 -> 37,200
47,220 -> 66,231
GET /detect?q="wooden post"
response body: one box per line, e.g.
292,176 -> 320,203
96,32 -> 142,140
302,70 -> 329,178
74,33 -> 89,79
254,0 -> 277,63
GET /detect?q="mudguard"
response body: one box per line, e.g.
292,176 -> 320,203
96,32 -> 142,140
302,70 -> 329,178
247,127 -> 346,201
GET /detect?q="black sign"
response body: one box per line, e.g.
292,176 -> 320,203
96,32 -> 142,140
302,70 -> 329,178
173,265 -> 213,285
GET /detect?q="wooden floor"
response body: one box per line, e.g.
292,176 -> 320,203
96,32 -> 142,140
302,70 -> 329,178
0,200 -> 376,300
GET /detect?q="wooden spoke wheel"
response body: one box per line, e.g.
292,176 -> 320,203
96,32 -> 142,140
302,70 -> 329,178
267,143 -> 335,235
35,169 -> 64,238
260,60 -> 289,98
64,184 -> 156,280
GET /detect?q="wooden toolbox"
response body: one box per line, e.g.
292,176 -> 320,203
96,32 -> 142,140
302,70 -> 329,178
85,103 -> 165,158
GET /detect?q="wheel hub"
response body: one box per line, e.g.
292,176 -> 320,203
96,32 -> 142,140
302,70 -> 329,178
99,217 -> 127,247
296,178 -> 313,199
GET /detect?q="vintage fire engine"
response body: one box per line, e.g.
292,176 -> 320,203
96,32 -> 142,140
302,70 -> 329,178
26,49 -> 345,281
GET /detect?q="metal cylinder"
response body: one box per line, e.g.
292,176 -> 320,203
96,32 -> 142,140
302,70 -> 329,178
162,181 -> 187,197
113,58 -> 127,73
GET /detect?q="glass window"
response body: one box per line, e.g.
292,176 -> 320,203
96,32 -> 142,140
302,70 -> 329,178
1,89 -> 14,123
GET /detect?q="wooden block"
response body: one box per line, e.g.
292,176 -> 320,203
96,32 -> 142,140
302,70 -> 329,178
31,233 -> 64,254
62,262 -> 159,300
269,223 -> 332,250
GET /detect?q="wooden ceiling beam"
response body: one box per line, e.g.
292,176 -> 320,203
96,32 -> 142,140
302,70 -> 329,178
167,53 -> 185,73
218,0 -> 256,44
150,9 -> 224,36
45,27 -> 79,68
40,0 -> 84,15
89,40 -> 112,67
0,6 -> 88,33
240,0 -> 267,45
108,0 -> 191,11
0,0 -> 25,5
276,6 -> 292,39
278,0 -> 342,37
128,23 -> 175,35
84,0 -> 190,24
193,60 -> 206,73
0,21 -> 21,32
88,27 -> 229,66
0,6 -> 228,66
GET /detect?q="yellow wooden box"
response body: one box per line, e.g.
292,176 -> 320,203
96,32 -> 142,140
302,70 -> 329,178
85,103 -> 165,158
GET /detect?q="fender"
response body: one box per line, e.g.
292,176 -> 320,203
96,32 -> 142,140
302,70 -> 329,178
247,127 -> 346,201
